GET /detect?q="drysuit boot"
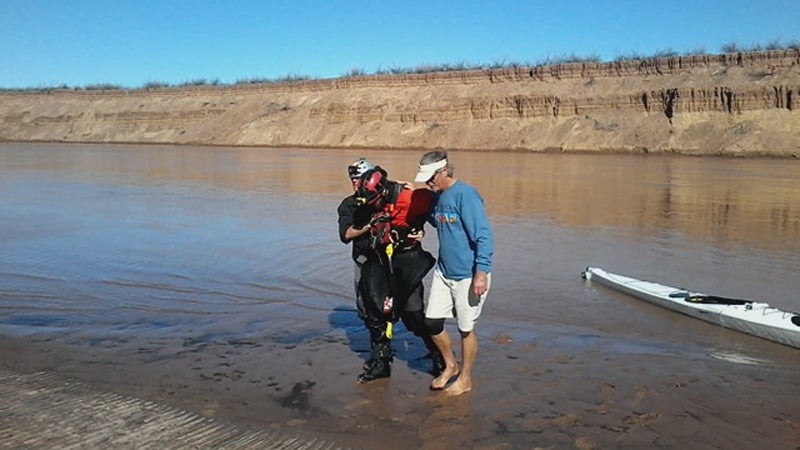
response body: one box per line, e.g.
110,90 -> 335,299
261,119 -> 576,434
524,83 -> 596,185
358,357 -> 391,383
358,324 -> 393,383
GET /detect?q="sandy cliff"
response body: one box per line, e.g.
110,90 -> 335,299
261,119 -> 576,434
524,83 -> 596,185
1,50 -> 799,156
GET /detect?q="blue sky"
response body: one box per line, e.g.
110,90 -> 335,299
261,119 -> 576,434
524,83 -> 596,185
1,0 -> 798,88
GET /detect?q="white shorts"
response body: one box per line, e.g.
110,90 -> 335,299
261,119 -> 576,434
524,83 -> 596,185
425,268 -> 491,332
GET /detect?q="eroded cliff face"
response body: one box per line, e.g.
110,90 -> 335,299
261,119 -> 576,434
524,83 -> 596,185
1,50 -> 798,156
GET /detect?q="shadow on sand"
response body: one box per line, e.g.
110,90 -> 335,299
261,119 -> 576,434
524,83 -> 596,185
327,305 -> 436,377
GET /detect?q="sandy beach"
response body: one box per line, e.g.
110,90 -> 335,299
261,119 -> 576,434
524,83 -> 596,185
2,312 -> 798,450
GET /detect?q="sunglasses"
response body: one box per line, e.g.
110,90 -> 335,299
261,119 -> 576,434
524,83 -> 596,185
426,168 -> 444,184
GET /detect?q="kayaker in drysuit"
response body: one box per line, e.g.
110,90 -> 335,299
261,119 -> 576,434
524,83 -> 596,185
337,158 -> 378,319
353,166 -> 444,383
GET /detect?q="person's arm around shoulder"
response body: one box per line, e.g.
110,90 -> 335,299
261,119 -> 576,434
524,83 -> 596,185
407,188 -> 435,240
413,186 -> 438,229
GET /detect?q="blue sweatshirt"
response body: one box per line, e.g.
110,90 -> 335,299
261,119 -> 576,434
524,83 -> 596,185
430,180 -> 494,280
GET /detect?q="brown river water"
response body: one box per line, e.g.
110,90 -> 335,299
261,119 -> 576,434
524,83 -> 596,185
1,142 -> 798,449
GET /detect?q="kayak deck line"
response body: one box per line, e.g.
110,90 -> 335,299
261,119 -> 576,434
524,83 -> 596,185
670,292 -> 752,306
0,367 -> 350,450
582,266 -> 800,349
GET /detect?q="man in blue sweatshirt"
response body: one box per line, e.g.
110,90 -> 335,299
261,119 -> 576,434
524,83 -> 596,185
414,150 -> 494,395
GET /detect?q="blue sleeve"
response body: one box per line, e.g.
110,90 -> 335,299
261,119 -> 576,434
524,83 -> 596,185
427,211 -> 437,228
426,193 -> 438,228
461,188 -> 493,273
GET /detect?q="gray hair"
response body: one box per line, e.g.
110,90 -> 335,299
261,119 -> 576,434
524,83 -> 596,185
419,150 -> 454,176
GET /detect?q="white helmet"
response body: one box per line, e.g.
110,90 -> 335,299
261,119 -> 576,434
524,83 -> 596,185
347,157 -> 375,179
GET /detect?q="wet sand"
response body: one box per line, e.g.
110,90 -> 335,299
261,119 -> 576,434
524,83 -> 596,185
0,367 -> 344,449
2,316 -> 798,450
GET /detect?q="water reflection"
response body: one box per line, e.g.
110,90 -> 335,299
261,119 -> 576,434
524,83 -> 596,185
3,142 -> 796,252
452,152 -> 800,251
1,143 -> 798,344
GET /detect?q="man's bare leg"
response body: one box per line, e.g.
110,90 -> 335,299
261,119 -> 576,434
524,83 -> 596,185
445,329 -> 477,396
429,330 -> 459,390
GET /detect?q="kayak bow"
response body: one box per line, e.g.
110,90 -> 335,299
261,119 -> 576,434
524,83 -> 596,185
582,267 -> 800,349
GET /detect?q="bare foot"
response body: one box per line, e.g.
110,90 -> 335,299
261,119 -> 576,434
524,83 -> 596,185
430,364 -> 459,390
444,377 -> 472,396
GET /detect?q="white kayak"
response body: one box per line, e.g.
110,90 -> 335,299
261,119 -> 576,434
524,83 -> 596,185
582,267 -> 800,349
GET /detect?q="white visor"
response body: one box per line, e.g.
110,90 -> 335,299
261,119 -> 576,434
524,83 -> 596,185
414,159 -> 447,182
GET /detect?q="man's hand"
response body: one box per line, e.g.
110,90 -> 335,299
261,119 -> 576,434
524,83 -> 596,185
344,223 -> 371,240
406,228 -> 424,240
472,270 -> 489,297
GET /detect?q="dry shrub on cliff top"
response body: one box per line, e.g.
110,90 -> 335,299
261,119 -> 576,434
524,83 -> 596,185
376,62 -> 478,75
536,53 -> 602,65
143,80 -> 171,89
236,74 -> 316,84
178,78 -> 221,87
84,83 -> 123,90
344,67 -> 366,77
722,39 -> 798,53
2,39 -> 799,92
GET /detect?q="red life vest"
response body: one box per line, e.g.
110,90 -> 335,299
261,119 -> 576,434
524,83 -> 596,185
370,187 -> 433,248
386,188 -> 433,230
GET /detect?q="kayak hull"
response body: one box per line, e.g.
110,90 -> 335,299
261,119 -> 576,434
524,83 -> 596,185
582,267 -> 800,349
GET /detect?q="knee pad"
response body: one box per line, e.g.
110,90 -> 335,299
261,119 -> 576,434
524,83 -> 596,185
425,318 -> 445,335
